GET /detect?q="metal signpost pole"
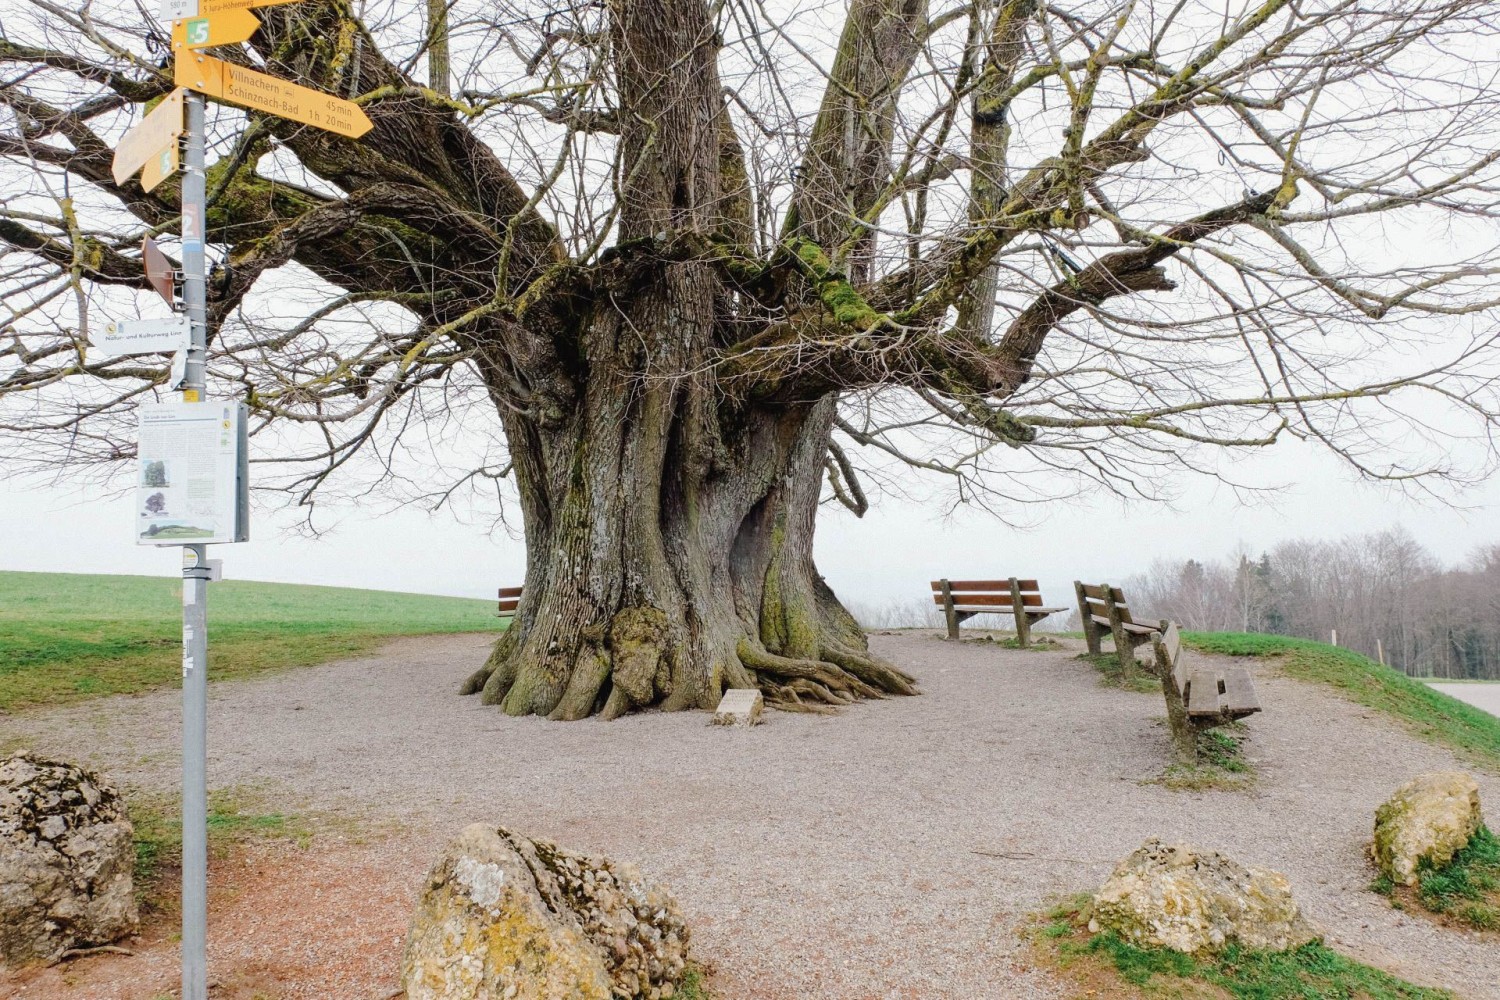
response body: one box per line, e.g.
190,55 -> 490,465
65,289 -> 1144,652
179,87 -> 210,1000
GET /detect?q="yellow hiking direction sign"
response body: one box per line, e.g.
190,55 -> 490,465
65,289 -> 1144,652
174,53 -> 372,138
111,89 -> 185,185
174,8 -> 261,49
141,141 -> 181,193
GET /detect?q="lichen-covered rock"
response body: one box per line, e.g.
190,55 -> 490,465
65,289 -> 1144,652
0,754 -> 138,966
400,824 -> 690,1000
1371,772 -> 1483,887
1088,839 -> 1319,954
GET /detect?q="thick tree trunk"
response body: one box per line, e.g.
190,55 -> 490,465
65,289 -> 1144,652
458,264 -> 915,718
458,363 -> 915,718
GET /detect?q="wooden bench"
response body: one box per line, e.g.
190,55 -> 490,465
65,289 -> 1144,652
1151,621 -> 1262,760
931,578 -> 1067,646
497,585 -> 522,619
1074,582 -> 1157,670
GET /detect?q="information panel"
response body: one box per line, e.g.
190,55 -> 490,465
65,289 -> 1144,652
137,400 -> 249,545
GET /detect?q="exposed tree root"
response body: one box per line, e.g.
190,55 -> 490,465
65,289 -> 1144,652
733,636 -> 918,714
820,642 -> 918,696
460,597 -> 919,720
763,684 -> 838,714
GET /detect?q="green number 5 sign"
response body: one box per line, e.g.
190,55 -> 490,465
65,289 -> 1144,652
186,18 -> 210,46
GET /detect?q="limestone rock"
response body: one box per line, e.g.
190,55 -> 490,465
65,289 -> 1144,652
0,754 -> 138,967
1088,839 -> 1319,954
711,688 -> 763,727
1371,772 -> 1483,886
401,824 -> 690,1000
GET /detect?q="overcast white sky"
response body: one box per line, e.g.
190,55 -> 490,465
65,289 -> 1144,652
3,435 -> 1495,612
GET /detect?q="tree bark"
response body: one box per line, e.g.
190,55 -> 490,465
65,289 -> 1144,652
458,337 -> 917,718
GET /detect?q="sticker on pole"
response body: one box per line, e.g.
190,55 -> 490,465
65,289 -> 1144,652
93,314 -> 191,357
137,401 -> 250,545
173,8 -> 261,49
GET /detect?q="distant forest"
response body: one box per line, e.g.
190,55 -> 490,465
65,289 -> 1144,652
1125,529 -> 1500,681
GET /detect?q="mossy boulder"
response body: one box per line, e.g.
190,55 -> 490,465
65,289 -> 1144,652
1088,839 -> 1319,954
400,824 -> 690,1000
1371,772 -> 1483,887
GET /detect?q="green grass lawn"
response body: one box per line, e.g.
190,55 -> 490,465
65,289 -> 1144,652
1185,632 -> 1500,773
0,571 -> 504,712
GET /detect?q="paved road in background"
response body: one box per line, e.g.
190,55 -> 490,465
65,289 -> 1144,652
1429,682 -> 1500,718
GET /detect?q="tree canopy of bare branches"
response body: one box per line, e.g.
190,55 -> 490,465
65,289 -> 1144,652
3,0 -> 1499,717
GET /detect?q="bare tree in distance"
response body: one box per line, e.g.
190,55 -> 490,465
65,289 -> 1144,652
1125,529 -> 1500,680
3,1 -> 1500,718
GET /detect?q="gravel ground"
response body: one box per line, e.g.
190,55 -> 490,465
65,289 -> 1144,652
3,631 -> 1498,999
1429,682 -> 1500,719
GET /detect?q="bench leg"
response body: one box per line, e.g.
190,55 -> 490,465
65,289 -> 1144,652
1104,587 -> 1134,672
1010,578 -> 1030,648
1074,582 -> 1101,654
940,579 -> 960,640
1160,679 -> 1197,762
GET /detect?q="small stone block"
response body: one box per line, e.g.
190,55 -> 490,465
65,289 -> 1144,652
712,688 -> 763,726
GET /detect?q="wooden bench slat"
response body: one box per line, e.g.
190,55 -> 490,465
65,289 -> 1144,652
1172,657 -> 1191,695
1162,622 -> 1181,664
1187,669 -> 1223,717
933,593 -> 1012,607
498,586 -> 524,598
1081,584 -> 1126,603
1222,667 -> 1261,715
931,579 -> 1009,590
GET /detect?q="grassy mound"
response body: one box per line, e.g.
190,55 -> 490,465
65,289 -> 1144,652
1184,633 -> 1500,772
0,571 -> 505,712
1035,897 -> 1454,999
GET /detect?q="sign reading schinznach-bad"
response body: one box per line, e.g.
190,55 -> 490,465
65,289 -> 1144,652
174,53 -> 372,138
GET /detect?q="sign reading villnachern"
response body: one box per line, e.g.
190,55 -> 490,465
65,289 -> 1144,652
137,401 -> 250,545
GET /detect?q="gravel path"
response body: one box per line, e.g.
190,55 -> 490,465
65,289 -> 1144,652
1429,682 -> 1500,719
4,631 -> 1498,999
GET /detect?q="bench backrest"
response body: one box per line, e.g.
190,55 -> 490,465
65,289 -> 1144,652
1152,620 -> 1189,692
1077,583 -> 1135,624
498,585 -> 523,616
930,578 -> 1046,608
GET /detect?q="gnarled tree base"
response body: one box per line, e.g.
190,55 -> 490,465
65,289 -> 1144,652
459,582 -> 917,721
